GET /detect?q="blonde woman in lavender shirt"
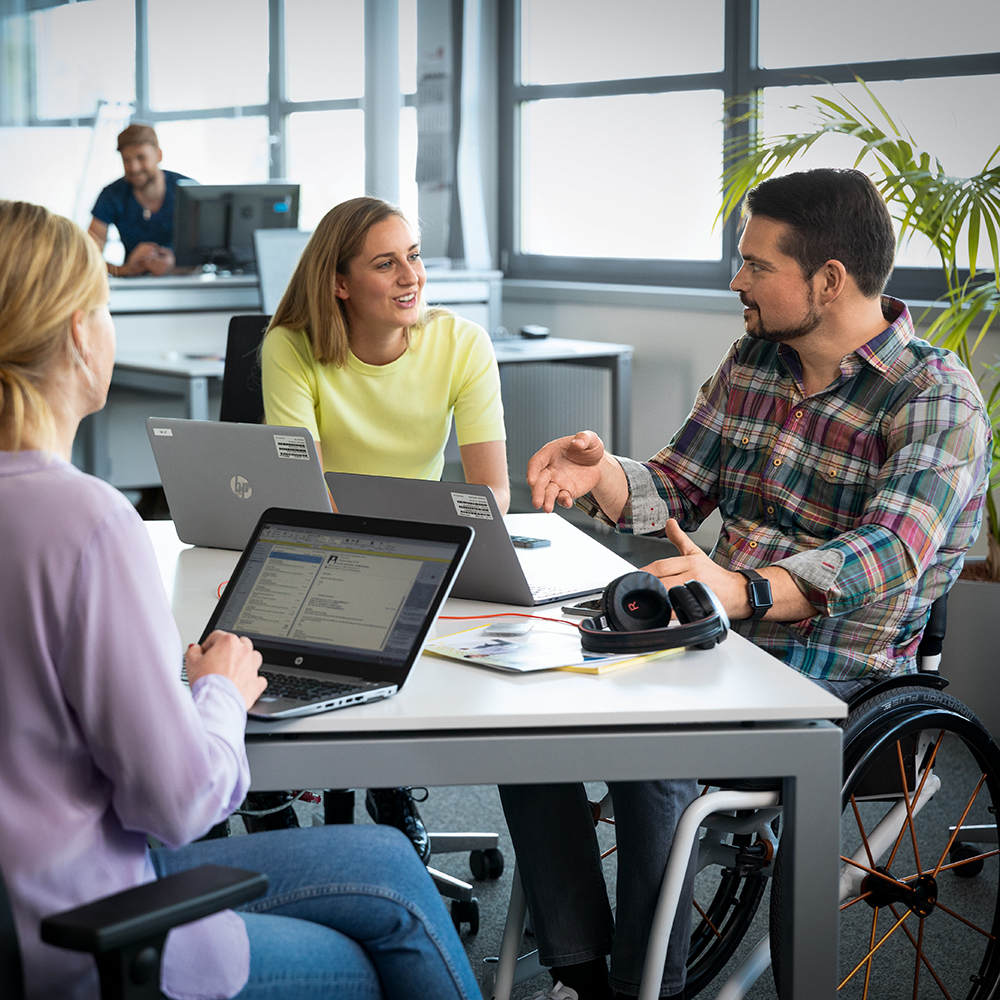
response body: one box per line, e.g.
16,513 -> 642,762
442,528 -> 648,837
0,200 -> 480,1000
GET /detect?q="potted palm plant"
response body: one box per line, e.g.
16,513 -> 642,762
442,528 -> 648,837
719,78 -> 1000,577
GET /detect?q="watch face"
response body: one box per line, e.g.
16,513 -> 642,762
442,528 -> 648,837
749,577 -> 772,608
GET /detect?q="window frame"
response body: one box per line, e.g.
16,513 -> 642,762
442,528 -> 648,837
499,0 -> 1000,297
10,0 -> 415,191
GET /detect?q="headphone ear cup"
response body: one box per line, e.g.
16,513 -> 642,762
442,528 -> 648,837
668,581 -> 725,649
602,571 -> 673,632
667,583 -> 710,624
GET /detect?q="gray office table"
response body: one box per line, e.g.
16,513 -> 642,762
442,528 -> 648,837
149,513 -> 845,1000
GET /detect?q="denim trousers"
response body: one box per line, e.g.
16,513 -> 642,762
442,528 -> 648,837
499,779 -> 698,998
151,824 -> 481,1000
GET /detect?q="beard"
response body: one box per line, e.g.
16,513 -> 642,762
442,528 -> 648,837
740,292 -> 821,343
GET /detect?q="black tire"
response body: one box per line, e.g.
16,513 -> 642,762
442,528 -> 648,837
470,847 -> 504,880
770,686 -> 1000,998
451,897 -> 480,935
683,817 -> 770,998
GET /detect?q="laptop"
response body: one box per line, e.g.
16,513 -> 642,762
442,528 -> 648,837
146,417 -> 332,550
201,506 -> 474,719
324,472 -> 624,606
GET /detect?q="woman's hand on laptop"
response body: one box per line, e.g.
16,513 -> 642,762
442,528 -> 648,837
186,631 -> 267,712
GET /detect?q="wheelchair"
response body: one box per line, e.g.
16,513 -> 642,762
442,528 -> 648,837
488,596 -> 1000,999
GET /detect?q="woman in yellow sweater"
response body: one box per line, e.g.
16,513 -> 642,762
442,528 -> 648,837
261,196 -> 509,855
262,196 -> 508,509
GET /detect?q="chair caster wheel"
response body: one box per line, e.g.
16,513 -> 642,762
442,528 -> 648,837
470,847 -> 504,880
950,841 -> 985,878
451,897 -> 480,934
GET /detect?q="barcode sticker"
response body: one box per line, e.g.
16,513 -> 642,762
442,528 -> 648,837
451,492 -> 494,519
274,434 -> 310,460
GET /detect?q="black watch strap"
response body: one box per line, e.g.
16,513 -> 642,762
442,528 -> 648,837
738,569 -> 773,621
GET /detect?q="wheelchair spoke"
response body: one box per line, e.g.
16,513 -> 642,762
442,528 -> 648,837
932,898 -> 996,940
839,909 -> 913,990
691,898 -> 724,940
937,848 -> 1000,874
895,739 -> 922,874
851,795 -> 877,869
932,773 -> 987,878
839,855 -> 917,895
912,917 -> 923,1000
862,905 -> 878,1000
887,904 -> 954,1000
886,730 -> 946,873
841,890 -> 873,911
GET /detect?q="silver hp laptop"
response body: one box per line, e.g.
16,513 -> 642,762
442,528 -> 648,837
325,472 -> 619,606
146,417 -> 331,550
201,506 -> 473,719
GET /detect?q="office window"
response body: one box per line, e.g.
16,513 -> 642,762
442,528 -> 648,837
502,0 -> 1000,290
285,0 -> 365,102
400,105 -> 418,224
520,0 -> 723,85
399,0 -> 418,95
33,0 -> 135,120
155,117 -> 271,185
287,110 -> 365,230
147,0 -> 269,111
521,92 -> 722,260
762,76 -> 1000,270
758,0 -> 1000,66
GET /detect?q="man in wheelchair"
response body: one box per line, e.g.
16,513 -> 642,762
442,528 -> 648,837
505,168 -> 992,1000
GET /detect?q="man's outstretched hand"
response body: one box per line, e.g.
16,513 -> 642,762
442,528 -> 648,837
527,430 -> 606,512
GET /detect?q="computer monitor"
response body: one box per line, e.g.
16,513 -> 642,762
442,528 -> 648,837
173,181 -> 300,273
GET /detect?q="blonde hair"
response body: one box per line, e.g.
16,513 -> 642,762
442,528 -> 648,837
0,201 -> 108,451
267,196 -> 443,367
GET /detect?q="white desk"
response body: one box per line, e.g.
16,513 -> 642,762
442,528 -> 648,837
150,513 -> 846,999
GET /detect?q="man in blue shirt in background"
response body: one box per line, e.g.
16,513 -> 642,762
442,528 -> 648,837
88,123 -> 191,277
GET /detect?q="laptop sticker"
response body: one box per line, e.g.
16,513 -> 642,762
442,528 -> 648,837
451,492 -> 494,519
273,434 -> 311,460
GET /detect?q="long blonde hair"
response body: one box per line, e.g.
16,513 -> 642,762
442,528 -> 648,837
267,196 -> 442,367
0,201 -> 108,451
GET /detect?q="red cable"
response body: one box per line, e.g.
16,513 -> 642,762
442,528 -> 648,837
439,612 -> 581,630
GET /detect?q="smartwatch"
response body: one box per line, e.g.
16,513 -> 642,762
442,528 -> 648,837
738,569 -> 773,620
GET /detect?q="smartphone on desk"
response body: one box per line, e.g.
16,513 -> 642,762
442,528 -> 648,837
511,535 -> 551,548
561,596 -> 604,616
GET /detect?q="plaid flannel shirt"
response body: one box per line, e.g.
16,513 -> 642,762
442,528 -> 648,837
580,298 -> 991,681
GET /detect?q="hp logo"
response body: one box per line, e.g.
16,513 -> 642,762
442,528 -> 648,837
294,656 -> 304,665
230,475 -> 252,499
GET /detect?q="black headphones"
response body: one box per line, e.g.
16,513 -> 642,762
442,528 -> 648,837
579,571 -> 729,654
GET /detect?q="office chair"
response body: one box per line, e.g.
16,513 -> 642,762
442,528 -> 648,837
489,595 -> 1000,999
2,862 -> 265,1000
219,314 -> 270,424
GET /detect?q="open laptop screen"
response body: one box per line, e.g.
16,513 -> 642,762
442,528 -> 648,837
204,511 -> 471,680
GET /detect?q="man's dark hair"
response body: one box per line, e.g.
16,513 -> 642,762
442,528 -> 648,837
745,168 -> 896,297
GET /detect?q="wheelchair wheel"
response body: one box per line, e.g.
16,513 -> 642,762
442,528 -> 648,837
683,822 -> 769,998
771,685 -> 1000,998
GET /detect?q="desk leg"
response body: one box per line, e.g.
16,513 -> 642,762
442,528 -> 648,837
778,725 -> 842,999
610,351 -> 632,456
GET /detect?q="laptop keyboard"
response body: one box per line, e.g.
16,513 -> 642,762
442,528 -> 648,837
259,669 -> 363,702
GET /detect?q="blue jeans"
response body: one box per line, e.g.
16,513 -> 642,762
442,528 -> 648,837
151,825 -> 480,1000
499,780 -> 698,998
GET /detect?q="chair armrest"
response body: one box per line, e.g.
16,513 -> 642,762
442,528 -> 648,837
40,865 -> 267,955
